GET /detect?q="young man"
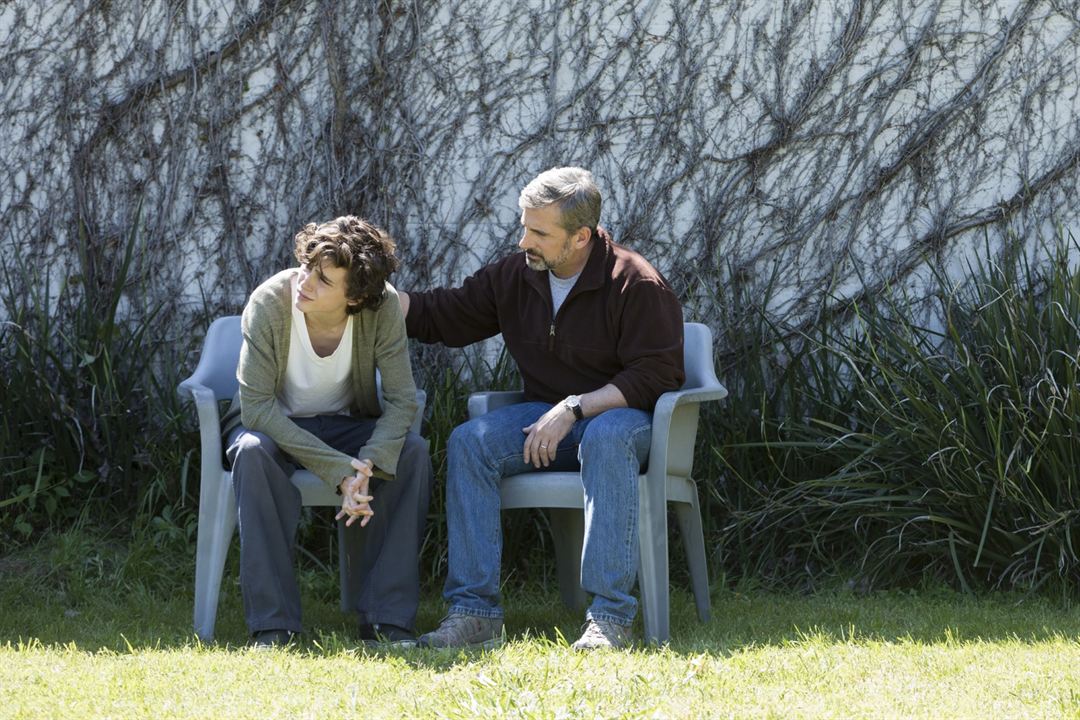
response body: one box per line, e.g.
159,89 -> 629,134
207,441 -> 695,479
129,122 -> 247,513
399,167 -> 685,650
222,216 -> 432,648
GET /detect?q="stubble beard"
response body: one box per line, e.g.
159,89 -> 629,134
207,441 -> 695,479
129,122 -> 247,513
524,238 -> 573,272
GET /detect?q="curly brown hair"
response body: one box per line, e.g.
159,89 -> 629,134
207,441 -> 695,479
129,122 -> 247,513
292,216 -> 399,314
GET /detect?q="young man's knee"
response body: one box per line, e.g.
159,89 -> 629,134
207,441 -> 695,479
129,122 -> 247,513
230,431 -> 277,466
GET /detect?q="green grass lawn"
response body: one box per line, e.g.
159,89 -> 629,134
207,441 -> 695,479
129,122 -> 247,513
2,531 -> 1080,719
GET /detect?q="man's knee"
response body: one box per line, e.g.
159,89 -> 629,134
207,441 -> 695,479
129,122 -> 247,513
581,419 -> 639,453
579,411 -> 651,471
447,418 -> 483,457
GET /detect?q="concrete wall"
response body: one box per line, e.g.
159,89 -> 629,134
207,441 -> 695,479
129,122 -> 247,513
2,1 -> 1078,362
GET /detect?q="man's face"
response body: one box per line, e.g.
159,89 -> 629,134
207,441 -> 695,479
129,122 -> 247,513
295,259 -> 356,317
518,205 -> 575,273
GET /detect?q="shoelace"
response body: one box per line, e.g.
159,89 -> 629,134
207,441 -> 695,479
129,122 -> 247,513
435,614 -> 474,637
581,621 -> 610,639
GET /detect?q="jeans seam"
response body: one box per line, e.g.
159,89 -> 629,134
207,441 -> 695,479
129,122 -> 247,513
624,425 -> 642,592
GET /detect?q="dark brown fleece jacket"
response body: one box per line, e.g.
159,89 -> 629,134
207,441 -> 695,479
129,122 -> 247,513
405,229 -> 685,411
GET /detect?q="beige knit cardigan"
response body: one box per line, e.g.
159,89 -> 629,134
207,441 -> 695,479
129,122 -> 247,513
222,269 -> 418,488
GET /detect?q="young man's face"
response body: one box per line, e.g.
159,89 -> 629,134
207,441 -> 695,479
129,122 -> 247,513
295,259 -> 356,317
518,204 -> 577,275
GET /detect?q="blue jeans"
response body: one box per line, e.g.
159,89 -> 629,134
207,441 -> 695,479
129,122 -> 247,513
444,401 -> 652,626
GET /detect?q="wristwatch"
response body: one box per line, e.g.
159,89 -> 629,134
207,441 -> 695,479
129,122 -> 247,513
563,394 -> 584,421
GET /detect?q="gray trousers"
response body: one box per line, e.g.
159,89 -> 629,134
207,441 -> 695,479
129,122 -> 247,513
226,415 -> 432,635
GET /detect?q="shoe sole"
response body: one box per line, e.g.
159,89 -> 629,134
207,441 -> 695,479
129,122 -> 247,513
571,642 -> 629,651
250,631 -> 296,650
417,636 -> 503,650
363,638 -> 419,649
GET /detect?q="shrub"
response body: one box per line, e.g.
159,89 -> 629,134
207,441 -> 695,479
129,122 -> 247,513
0,216 -> 195,547
707,233 -> 1080,594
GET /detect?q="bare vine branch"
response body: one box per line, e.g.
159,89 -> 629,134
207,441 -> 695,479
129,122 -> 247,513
0,0 -> 1077,374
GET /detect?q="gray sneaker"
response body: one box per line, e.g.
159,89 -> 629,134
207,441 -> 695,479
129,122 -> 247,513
418,613 -> 504,649
571,619 -> 633,650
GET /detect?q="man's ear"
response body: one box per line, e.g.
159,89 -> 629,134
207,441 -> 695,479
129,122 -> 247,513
574,226 -> 592,248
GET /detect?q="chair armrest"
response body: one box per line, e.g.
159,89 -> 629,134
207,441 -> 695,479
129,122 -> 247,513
654,385 -> 728,417
468,390 -> 527,419
652,383 -> 728,427
647,382 -> 728,481
178,380 -> 226,479
179,363 -> 225,396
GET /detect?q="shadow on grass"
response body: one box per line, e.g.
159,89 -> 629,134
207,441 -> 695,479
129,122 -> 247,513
3,531 -> 1079,659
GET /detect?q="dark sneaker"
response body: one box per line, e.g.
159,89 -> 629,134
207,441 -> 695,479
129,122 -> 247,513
250,628 -> 295,649
571,619 -> 633,650
359,622 -> 418,649
417,613 -> 504,649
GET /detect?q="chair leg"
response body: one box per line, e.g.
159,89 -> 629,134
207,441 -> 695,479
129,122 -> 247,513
637,475 -> 670,644
337,518 -> 365,613
194,473 -> 238,641
674,493 -> 712,623
548,508 -> 587,612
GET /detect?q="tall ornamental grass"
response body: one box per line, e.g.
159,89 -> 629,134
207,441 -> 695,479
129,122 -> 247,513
704,234 -> 1080,594
0,218 -> 196,548
5,216 -> 1079,602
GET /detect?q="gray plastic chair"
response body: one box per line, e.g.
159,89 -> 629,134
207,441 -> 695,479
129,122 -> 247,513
468,322 -> 726,644
177,315 -> 425,641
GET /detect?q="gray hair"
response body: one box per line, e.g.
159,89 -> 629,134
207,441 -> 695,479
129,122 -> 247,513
518,166 -> 601,235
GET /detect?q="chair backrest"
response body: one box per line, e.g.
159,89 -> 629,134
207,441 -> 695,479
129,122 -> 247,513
661,322 -> 723,479
681,322 -> 720,391
196,315 -> 243,402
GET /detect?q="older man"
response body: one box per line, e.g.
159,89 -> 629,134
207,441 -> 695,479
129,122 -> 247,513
400,167 -> 684,650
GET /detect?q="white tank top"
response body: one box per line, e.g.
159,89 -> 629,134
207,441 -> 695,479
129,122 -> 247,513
280,277 -> 355,418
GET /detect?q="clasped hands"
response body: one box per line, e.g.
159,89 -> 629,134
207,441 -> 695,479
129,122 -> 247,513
336,457 -> 374,527
522,403 -> 575,468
